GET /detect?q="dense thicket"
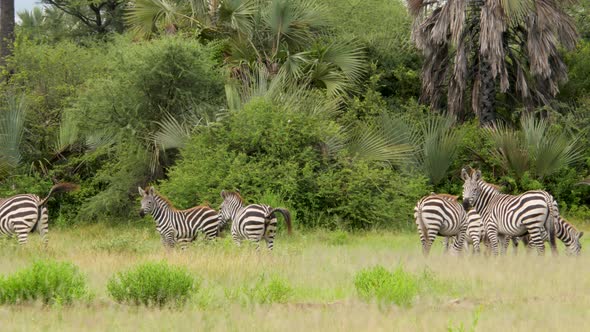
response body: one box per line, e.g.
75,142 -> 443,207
0,0 -> 589,230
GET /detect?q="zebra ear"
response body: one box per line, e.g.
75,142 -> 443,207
220,190 -> 226,199
579,232 -> 584,239
473,170 -> 482,181
138,187 -> 146,197
461,168 -> 470,181
148,186 -> 155,196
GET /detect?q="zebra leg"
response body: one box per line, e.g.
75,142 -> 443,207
264,225 -> 277,251
177,238 -> 190,250
472,236 -> 480,255
442,237 -> 451,253
39,207 -> 49,246
499,235 -> 510,255
511,237 -> 519,255
14,219 -> 35,245
231,231 -> 242,247
526,227 -> 546,256
485,221 -> 500,256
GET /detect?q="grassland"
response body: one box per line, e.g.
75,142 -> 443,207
1,223 -> 589,332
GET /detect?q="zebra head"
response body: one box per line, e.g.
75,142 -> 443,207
219,190 -> 243,224
567,231 -> 584,256
461,168 -> 482,210
138,186 -> 156,217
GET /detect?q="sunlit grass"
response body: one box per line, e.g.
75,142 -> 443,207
1,223 -> 589,331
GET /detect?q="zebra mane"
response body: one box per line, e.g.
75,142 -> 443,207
151,192 -> 180,211
432,193 -> 459,201
479,179 -> 501,192
222,190 -> 244,204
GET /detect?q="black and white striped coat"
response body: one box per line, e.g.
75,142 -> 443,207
414,193 -> 468,256
514,215 -> 583,256
0,183 -> 77,245
219,190 -> 292,250
461,168 -> 558,256
138,187 -> 221,249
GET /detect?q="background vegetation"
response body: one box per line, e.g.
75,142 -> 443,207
1,0 -> 590,230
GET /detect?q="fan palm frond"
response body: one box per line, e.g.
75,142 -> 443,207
0,93 -> 27,170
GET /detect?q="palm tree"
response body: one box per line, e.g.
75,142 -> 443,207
126,0 -> 366,96
0,0 -> 15,68
408,0 -> 579,126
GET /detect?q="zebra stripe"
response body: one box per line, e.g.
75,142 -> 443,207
138,187 -> 222,249
219,190 -> 292,250
513,216 -> 583,256
461,168 -> 558,256
414,193 -> 468,256
0,183 -> 77,245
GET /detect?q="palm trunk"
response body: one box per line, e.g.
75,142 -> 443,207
0,0 -> 15,68
478,59 -> 496,126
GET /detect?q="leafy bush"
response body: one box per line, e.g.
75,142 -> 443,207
354,265 -> 420,307
107,262 -> 198,307
0,260 -> 89,305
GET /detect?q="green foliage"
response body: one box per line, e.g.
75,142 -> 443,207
160,96 -> 430,230
0,93 -> 27,176
315,159 -> 430,230
0,260 -> 90,305
485,116 -> 583,180
107,262 -> 198,307
354,265 -> 419,307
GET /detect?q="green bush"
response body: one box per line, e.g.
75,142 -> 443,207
107,262 -> 198,307
160,97 -> 430,230
354,265 -> 420,307
0,260 -> 89,305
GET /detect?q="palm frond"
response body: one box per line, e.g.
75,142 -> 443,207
521,116 -> 583,179
484,122 -> 529,179
418,115 -> 460,185
54,114 -> 80,155
0,93 -> 27,170
347,123 -> 414,165
126,0 -> 192,37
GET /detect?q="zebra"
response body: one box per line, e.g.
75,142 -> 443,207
414,193 -> 468,256
219,190 -> 292,250
511,215 -> 584,256
0,183 -> 78,245
138,187 -> 222,249
461,168 -> 558,256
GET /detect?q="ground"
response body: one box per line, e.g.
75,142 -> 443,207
1,223 -> 589,331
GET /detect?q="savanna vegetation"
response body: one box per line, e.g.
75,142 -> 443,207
1,0 -> 590,330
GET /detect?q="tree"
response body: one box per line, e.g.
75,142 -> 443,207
126,0 -> 366,97
42,0 -> 128,35
408,0 -> 579,126
0,0 -> 14,68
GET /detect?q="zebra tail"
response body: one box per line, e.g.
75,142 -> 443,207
546,196 -> 558,256
266,208 -> 292,235
416,206 -> 430,251
37,183 -> 80,207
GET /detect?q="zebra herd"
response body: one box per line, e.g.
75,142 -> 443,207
0,184 -> 292,250
415,168 -> 584,256
137,187 -> 292,250
0,169 -> 583,255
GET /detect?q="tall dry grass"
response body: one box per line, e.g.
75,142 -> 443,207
0,224 -> 589,331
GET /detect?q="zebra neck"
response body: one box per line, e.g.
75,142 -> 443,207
474,181 -> 501,213
151,197 -> 175,227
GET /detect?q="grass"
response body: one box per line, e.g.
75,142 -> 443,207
1,223 -> 590,331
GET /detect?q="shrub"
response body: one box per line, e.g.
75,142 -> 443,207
354,265 -> 419,307
107,262 -> 198,307
0,260 -> 89,305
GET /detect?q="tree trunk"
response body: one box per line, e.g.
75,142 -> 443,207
478,59 -> 496,126
0,0 -> 15,68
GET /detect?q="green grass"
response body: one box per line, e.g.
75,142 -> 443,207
1,223 -> 590,331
